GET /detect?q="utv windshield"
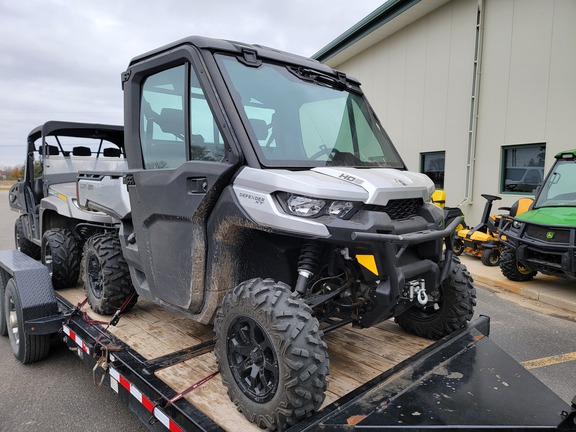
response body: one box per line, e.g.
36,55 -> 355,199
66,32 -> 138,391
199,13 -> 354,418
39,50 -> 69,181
216,55 -> 405,168
534,160 -> 576,208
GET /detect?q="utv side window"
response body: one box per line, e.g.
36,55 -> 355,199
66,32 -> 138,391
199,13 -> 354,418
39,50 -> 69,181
140,64 -> 224,169
140,65 -> 187,169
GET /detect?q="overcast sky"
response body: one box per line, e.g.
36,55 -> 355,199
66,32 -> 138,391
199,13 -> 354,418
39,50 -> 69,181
0,0 -> 386,168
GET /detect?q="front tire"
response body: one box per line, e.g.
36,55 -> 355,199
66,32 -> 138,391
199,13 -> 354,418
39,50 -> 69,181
81,233 -> 137,315
4,278 -> 50,363
480,248 -> 500,266
395,257 -> 476,339
499,246 -> 537,281
214,278 -> 329,431
42,228 -> 80,289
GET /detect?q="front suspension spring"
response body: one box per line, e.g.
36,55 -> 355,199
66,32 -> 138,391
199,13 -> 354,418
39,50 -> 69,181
295,242 -> 323,295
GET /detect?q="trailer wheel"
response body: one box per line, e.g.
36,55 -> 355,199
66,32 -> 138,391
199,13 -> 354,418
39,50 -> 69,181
82,233 -> 137,315
15,217 -> 41,260
42,228 -> 80,289
395,256 -> 476,339
480,248 -> 500,266
499,246 -> 537,282
214,278 -> 329,431
452,238 -> 464,256
4,278 -> 50,363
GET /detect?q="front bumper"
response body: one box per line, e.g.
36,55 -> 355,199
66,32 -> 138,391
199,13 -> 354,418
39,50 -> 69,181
350,216 -> 462,327
500,219 -> 576,278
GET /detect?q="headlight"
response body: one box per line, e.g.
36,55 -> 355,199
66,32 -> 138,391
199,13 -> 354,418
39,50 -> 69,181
279,193 -> 357,219
287,195 -> 326,217
512,220 -> 523,229
328,201 -> 354,217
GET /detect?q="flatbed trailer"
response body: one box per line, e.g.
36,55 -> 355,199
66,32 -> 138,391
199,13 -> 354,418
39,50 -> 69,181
1,249 -> 574,431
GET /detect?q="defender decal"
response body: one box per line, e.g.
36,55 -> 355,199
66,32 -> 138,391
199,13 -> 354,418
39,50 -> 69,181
239,192 -> 265,205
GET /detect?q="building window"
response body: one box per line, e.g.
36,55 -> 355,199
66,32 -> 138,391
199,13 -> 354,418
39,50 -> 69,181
501,144 -> 545,193
420,151 -> 445,189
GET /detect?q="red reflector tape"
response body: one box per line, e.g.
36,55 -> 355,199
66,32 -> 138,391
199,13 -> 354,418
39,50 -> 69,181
62,325 -> 91,354
109,366 -> 182,431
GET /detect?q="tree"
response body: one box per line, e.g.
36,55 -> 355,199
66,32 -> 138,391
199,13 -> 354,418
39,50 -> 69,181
8,165 -> 24,180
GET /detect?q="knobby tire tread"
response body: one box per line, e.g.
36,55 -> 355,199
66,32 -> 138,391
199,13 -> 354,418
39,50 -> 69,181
214,278 -> 329,431
82,233 -> 136,315
499,246 -> 537,282
42,228 -> 80,289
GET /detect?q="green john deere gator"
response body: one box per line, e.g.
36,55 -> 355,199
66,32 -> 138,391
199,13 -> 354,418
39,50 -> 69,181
499,149 -> 576,281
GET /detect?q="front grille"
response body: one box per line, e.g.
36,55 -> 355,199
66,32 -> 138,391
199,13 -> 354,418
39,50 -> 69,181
365,198 -> 424,221
525,225 -> 571,244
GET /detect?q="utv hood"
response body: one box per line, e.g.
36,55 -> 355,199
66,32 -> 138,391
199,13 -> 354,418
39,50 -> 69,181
517,207 -> 576,227
234,167 -> 434,206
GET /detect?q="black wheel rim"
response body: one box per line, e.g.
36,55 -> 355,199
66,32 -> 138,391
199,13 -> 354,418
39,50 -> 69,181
88,255 -> 104,299
227,316 -> 279,403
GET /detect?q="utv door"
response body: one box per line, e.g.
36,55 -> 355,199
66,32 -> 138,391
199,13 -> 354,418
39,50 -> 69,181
126,60 -> 237,313
9,160 -> 41,243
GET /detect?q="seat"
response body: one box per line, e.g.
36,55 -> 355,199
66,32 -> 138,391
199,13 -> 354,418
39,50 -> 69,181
249,118 -> 269,141
103,147 -> 122,157
72,146 -> 92,156
46,145 -> 59,155
159,108 -> 185,139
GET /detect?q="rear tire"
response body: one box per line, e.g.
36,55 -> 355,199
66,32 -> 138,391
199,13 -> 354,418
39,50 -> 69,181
42,228 -> 80,289
499,246 -> 537,282
4,278 -> 50,363
480,248 -> 500,266
15,217 -> 40,260
82,233 -> 137,315
214,278 -> 329,431
395,257 -> 476,339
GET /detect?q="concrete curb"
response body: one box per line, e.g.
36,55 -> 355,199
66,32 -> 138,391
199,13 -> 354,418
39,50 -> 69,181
459,255 -> 576,314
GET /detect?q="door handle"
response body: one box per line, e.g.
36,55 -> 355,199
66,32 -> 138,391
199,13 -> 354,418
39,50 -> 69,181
187,177 -> 208,194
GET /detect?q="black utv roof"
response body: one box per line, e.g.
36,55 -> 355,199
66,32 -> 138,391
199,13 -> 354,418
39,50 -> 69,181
27,121 -> 124,152
127,35 -> 358,84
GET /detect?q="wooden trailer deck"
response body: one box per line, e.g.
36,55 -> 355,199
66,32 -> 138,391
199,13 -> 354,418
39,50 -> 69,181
59,286 -> 433,431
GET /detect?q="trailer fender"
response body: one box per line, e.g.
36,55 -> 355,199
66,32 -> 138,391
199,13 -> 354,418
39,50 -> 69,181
0,250 -> 60,333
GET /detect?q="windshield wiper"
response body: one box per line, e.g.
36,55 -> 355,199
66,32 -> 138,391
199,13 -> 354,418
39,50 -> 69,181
288,66 -> 357,92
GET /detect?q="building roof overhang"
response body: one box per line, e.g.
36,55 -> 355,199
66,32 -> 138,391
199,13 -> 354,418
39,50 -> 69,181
312,0 -> 451,67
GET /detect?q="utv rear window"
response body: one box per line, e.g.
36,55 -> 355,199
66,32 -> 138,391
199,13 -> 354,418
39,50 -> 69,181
216,54 -> 405,169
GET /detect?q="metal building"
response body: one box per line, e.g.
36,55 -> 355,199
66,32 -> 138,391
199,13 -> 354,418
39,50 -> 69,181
313,0 -> 576,222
